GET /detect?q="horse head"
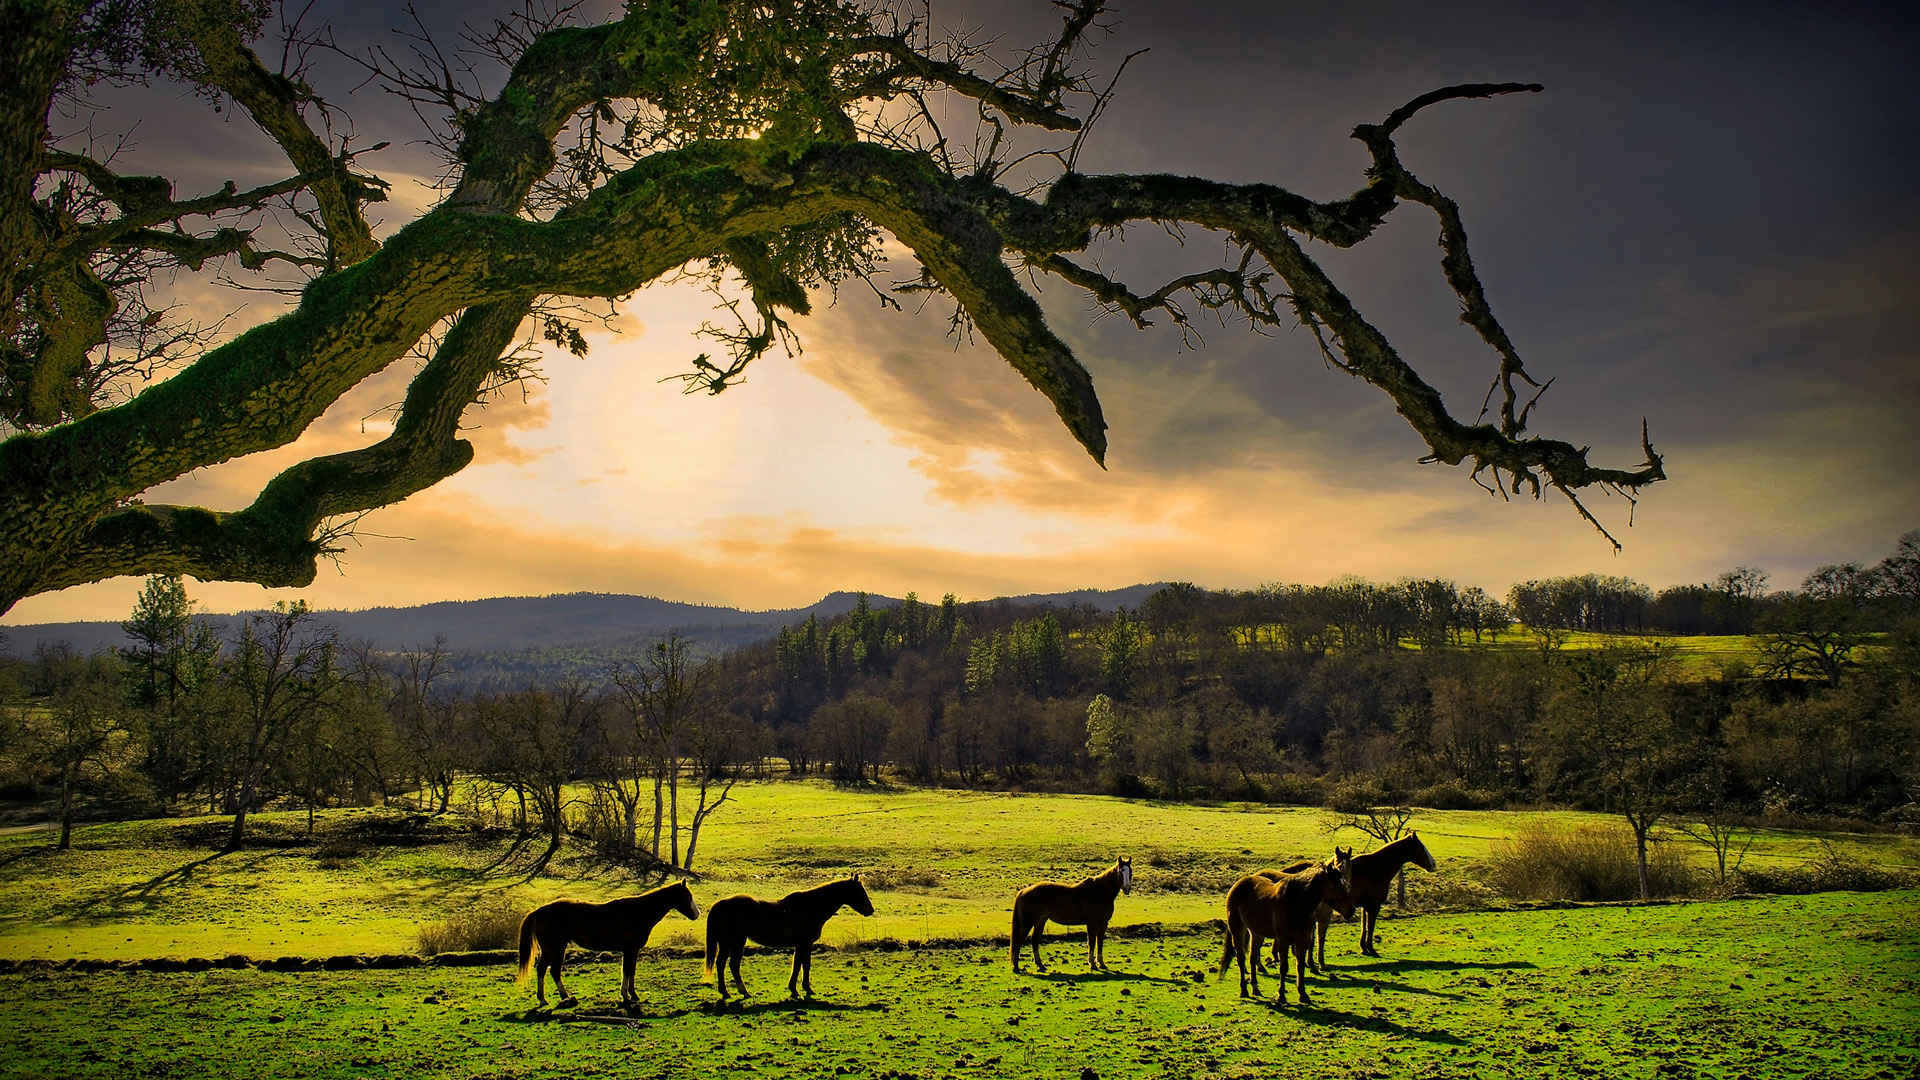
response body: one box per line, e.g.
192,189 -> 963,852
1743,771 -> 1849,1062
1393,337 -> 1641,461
846,872 -> 875,917
1118,856 -> 1133,895
669,880 -> 699,920
1406,831 -> 1437,872
1321,859 -> 1358,919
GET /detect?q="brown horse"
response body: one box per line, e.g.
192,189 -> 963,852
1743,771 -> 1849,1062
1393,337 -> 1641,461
1343,832 -> 1436,957
704,875 -> 874,1000
1258,847 -> 1353,973
515,881 -> 699,1007
1010,856 -> 1132,973
1218,861 -> 1344,1006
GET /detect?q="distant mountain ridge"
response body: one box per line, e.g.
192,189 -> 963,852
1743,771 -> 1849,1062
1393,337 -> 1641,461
0,584 -> 1165,660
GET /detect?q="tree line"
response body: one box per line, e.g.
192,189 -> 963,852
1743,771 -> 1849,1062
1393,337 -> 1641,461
0,578 -> 758,869
4,532 -> 1915,855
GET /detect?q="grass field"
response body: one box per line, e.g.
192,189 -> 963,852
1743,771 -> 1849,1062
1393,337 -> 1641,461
1,781 -> 1916,960
0,890 -> 1913,1080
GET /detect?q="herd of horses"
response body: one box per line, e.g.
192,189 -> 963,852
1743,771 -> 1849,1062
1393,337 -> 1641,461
513,833 -> 1436,1009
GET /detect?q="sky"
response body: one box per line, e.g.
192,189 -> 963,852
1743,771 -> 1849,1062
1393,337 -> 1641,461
7,0 -> 1918,624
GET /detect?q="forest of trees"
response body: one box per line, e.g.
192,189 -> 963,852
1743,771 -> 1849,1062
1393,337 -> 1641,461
2,532 -> 1916,857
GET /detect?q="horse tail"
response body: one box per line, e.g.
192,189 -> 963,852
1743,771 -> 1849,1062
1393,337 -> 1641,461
515,909 -> 537,982
1010,899 -> 1024,967
1217,909 -> 1238,979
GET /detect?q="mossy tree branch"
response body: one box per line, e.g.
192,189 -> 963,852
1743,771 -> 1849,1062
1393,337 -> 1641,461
0,2 -> 1665,613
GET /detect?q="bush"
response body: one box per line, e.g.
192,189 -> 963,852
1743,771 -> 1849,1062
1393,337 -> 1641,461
1264,772 -> 1324,807
861,866 -> 945,890
1324,775 -> 1388,814
1410,780 -> 1502,810
1734,841 -> 1920,895
1485,824 -> 1694,901
417,894 -> 525,956
1400,870 -> 1502,912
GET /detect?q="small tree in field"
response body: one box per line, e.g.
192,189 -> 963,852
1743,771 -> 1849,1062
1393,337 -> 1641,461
1327,804 -> 1418,906
212,601 -> 340,850
1547,646 -> 1704,899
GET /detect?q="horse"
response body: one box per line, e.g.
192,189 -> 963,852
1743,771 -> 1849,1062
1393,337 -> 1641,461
1341,832 -> 1436,957
1010,856 -> 1132,973
515,881 -> 699,1007
1257,848 -> 1354,974
703,875 -> 874,1001
1217,861 -> 1345,1006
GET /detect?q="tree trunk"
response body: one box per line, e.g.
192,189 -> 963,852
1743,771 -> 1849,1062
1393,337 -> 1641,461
1396,868 -> 1406,907
57,764 -> 75,851
227,771 -> 260,851
669,751 -> 682,868
1634,824 -> 1651,900
650,771 -> 664,858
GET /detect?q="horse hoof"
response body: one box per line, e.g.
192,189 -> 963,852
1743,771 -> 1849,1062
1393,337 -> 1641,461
558,997 -> 577,1009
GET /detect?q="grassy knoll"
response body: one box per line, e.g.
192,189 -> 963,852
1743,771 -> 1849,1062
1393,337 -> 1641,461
1,782 -> 1915,960
1,890 -> 1914,1080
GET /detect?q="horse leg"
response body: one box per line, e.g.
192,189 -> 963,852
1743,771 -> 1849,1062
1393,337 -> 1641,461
1011,909 -> 1026,973
729,943 -> 750,998
1362,905 -> 1378,957
534,953 -> 549,1007
1247,932 -> 1264,1000
1315,914 -> 1328,973
622,949 -> 637,1005
787,948 -> 803,997
1085,926 -> 1097,970
800,945 -> 814,997
1031,917 -> 1047,973
550,944 -> 575,1007
1094,922 -> 1108,970
1293,941 -> 1311,1006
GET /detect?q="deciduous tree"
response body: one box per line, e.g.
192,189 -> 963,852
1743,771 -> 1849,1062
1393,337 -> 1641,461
2,0 -> 1664,615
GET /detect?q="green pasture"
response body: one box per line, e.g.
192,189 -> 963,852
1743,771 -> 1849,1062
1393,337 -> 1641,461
1,781 -> 1915,960
1,890 -> 1914,1080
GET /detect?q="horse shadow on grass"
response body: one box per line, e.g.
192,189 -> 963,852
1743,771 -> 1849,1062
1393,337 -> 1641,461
1336,958 -> 1536,974
1248,999 -> 1470,1046
500,1001 -> 709,1025
1317,970 -> 1464,1000
697,996 -> 889,1017
1025,968 -> 1184,986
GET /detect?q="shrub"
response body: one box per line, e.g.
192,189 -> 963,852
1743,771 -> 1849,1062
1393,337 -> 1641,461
1264,772 -> 1324,807
1485,824 -> 1693,901
861,867 -> 945,890
1734,841 -> 1920,895
1324,775 -> 1388,814
1400,870 -> 1502,912
417,894 -> 525,956
1410,780 -> 1502,811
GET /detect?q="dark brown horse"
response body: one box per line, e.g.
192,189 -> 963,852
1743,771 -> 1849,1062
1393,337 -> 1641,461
1340,832 -> 1435,957
1010,856 -> 1132,973
515,882 -> 699,1007
704,875 -> 874,1000
1257,847 -> 1353,973
1218,861 -> 1344,1006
